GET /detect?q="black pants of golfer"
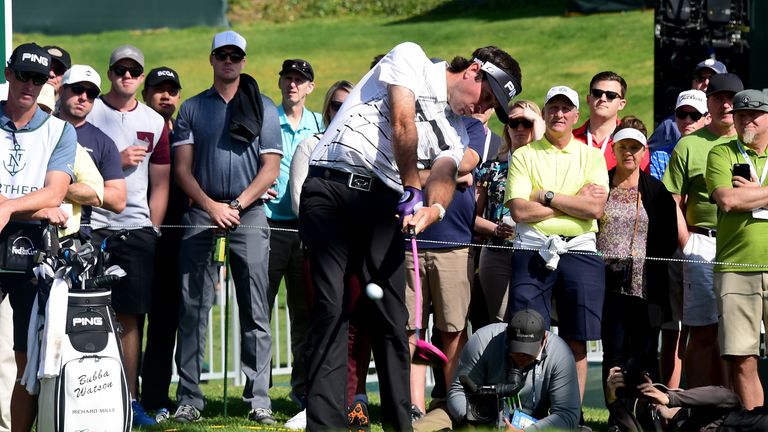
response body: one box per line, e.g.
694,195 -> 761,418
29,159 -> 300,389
299,172 -> 412,431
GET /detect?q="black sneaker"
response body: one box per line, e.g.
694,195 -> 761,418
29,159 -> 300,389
409,404 -> 425,423
248,407 -> 276,425
347,400 -> 370,432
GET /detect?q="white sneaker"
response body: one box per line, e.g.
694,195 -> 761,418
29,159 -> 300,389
284,409 -> 307,430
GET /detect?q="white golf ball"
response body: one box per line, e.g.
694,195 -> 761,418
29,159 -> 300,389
366,283 -> 384,299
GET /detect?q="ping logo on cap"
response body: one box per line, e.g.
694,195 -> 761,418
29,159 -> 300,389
21,53 -> 48,66
504,81 -> 517,98
157,70 -> 175,78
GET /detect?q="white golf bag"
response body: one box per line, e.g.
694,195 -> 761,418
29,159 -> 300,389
28,236 -> 132,432
37,289 -> 131,432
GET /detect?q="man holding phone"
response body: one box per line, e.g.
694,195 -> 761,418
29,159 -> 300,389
661,73 -> 742,389
706,89 -> 768,410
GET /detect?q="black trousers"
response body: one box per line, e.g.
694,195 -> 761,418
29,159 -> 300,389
299,176 -> 412,431
140,227 -> 183,410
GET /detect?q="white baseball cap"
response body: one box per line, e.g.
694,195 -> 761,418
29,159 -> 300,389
62,64 -> 102,91
545,85 -> 579,110
675,89 -> 707,114
211,30 -> 246,54
613,127 -> 647,147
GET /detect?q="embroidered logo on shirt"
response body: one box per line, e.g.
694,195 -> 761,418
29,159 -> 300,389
4,135 -> 26,176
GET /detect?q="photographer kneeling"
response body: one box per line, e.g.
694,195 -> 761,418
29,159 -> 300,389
416,309 -> 580,431
606,366 -> 768,431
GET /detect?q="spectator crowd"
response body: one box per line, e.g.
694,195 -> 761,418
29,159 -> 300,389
0,32 -> 767,432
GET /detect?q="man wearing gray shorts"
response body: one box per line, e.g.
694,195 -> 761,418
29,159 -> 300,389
662,73 -> 743,388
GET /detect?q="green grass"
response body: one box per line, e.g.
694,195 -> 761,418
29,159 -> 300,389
140,379 -> 609,431
15,6 -> 654,132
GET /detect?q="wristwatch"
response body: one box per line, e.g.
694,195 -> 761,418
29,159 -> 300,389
543,191 -> 555,207
431,203 -> 446,221
229,199 -> 243,212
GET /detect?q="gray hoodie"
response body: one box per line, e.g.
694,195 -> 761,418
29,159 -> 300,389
447,323 -> 580,431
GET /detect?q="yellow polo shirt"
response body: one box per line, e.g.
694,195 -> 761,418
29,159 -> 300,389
504,135 -> 608,237
59,144 -> 104,237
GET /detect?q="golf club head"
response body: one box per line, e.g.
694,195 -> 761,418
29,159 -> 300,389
101,229 -> 130,252
413,340 -> 448,365
104,265 -> 127,278
76,242 -> 96,267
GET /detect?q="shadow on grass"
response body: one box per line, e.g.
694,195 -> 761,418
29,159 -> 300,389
390,0 -> 569,24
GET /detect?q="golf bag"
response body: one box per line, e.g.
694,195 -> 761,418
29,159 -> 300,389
32,235 -> 132,432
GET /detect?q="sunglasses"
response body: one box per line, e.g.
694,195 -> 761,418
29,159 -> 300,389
675,109 -> 704,121
68,83 -> 100,100
285,60 -> 311,74
213,51 -> 245,63
508,118 -> 533,129
12,69 -> 47,86
111,65 -> 143,78
328,100 -> 344,111
737,100 -> 768,110
590,89 -> 622,101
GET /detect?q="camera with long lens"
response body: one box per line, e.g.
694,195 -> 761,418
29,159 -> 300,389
460,368 -> 525,428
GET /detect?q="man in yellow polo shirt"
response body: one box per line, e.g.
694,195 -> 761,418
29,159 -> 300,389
707,89 -> 768,410
504,86 -> 608,406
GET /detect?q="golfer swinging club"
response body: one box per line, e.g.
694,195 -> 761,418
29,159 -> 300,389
299,41 -> 522,431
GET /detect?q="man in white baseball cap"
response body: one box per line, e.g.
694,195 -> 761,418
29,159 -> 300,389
673,89 -> 709,137
505,84 -> 609,409
57,64 -> 126,242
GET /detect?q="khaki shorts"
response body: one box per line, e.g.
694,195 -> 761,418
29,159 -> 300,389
405,247 -> 473,333
716,271 -> 768,357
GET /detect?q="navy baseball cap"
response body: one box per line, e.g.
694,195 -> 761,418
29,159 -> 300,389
8,43 -> 51,76
694,58 -> 727,75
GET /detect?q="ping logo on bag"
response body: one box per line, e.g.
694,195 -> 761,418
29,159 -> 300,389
70,311 -> 107,331
72,316 -> 104,327
10,236 -> 37,256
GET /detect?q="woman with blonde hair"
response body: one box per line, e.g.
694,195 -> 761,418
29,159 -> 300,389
474,100 -> 544,322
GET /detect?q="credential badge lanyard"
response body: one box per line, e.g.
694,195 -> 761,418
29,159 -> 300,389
586,127 -> 611,154
737,141 -> 768,185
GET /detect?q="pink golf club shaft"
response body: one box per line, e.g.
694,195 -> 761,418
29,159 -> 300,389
411,234 -> 422,339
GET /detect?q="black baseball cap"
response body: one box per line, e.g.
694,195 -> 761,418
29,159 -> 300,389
507,309 -> 546,356
145,67 -> 182,89
43,45 -> 71,71
7,43 -> 51,76
706,73 -> 744,96
279,59 -> 314,81
476,58 -> 522,124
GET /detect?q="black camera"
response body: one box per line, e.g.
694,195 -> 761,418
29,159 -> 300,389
617,358 -> 648,399
461,370 -> 525,428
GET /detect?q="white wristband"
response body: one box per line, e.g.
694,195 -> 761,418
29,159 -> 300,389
431,203 -> 446,221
